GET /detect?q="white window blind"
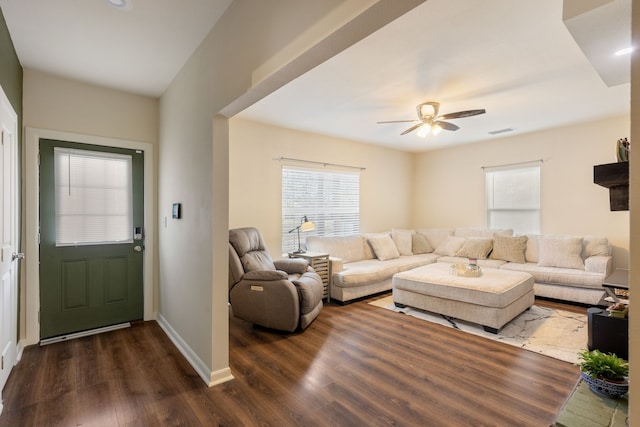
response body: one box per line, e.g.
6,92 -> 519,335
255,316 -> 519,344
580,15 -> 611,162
485,164 -> 540,235
282,166 -> 360,253
54,147 -> 133,246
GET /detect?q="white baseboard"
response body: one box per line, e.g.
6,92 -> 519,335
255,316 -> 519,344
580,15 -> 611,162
156,314 -> 234,387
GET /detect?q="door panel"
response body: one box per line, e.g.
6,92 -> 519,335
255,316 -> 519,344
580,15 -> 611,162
39,139 -> 144,339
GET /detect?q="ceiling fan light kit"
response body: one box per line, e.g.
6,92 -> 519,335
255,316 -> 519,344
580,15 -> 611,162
378,101 -> 486,137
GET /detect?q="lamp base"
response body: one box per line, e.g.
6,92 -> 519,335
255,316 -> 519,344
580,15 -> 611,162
291,249 -> 306,255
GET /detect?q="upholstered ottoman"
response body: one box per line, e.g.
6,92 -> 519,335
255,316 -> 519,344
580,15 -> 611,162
392,263 -> 535,333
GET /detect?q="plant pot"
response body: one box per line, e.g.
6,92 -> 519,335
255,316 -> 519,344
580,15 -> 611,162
581,371 -> 629,398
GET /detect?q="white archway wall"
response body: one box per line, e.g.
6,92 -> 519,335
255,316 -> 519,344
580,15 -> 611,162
158,0 -> 426,384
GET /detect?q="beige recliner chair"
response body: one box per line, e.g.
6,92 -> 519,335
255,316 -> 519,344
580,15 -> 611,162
228,227 -> 324,332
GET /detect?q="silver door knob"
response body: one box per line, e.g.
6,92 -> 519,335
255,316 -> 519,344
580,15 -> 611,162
133,246 -> 142,252
11,252 -> 25,261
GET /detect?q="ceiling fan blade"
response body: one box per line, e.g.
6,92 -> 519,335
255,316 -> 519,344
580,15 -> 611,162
377,119 -> 420,124
400,123 -> 425,135
439,109 -> 486,120
436,121 -> 459,131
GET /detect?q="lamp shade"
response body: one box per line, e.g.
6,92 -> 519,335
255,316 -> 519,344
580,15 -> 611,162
300,220 -> 315,232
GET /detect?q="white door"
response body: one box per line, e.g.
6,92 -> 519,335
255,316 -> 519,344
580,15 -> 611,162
0,85 -> 19,398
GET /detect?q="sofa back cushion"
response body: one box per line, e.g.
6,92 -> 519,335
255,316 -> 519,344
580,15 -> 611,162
416,228 -> 454,249
537,236 -> 584,269
306,235 -> 367,263
583,236 -> 611,258
391,229 -> 414,255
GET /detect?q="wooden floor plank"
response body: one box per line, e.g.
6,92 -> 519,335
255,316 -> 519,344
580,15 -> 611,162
0,295 -> 581,426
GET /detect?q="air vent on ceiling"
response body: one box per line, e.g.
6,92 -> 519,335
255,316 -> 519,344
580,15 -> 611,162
488,128 -> 514,135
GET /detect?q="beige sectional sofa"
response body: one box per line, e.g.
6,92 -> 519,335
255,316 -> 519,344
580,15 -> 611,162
306,227 -> 613,305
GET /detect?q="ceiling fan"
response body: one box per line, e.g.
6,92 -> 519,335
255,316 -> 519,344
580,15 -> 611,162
377,101 -> 486,137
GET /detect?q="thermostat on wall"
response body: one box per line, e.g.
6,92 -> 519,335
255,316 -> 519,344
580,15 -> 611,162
172,203 -> 181,219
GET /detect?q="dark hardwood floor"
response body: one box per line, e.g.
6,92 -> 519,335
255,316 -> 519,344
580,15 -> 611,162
0,295 -> 582,426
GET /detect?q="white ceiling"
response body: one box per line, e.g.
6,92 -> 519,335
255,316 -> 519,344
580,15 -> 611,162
237,0 -> 632,152
0,0 -> 232,97
0,0 -> 631,152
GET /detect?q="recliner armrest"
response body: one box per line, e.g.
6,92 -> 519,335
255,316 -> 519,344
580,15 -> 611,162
243,270 -> 288,281
274,258 -> 309,274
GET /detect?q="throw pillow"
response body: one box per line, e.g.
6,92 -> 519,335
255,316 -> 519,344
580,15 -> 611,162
412,233 -> 434,254
367,235 -> 400,261
456,238 -> 493,259
538,237 -> 585,269
392,229 -> 414,256
434,235 -> 466,256
490,235 -> 528,263
582,236 -> 610,258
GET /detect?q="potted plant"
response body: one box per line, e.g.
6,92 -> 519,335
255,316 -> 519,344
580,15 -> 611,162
578,349 -> 629,398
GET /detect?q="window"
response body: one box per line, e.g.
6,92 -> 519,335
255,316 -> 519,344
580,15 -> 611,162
485,164 -> 540,234
54,147 -> 133,246
282,166 -> 360,253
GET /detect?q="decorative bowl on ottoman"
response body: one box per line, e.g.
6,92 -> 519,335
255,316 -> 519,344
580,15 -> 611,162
449,263 -> 482,277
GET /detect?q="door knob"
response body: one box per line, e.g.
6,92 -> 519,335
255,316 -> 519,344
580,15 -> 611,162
11,252 -> 25,261
133,246 -> 142,252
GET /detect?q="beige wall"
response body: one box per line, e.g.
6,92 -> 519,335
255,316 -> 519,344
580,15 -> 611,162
229,118 -> 414,255
413,114 -> 630,270
23,69 -> 158,143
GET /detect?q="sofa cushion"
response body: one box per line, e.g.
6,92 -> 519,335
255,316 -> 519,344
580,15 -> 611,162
434,235 -> 466,256
333,255 -> 436,288
412,232 -> 434,254
456,238 -> 493,259
537,236 -> 584,270
490,235 -> 528,263
392,229 -> 414,256
500,262 -> 605,289
306,235 -> 366,263
367,235 -> 400,261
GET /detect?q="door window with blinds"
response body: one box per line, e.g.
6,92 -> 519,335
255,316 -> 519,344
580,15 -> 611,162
485,164 -> 540,235
54,147 -> 133,246
282,166 -> 360,253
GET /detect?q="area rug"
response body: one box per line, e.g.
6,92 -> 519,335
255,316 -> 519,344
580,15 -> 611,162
369,295 -> 587,364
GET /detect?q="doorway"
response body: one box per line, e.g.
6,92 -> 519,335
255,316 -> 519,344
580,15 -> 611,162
23,128 -> 155,346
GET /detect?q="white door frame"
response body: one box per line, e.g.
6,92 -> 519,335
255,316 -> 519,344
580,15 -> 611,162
0,85 -> 18,413
23,127 -> 155,347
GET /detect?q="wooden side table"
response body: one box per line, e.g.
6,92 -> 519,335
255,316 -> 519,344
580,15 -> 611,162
289,251 -> 331,303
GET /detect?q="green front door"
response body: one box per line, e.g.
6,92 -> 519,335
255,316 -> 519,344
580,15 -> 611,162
39,139 -> 144,339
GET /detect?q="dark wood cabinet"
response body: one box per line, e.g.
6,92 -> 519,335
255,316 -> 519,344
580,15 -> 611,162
587,307 -> 628,359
